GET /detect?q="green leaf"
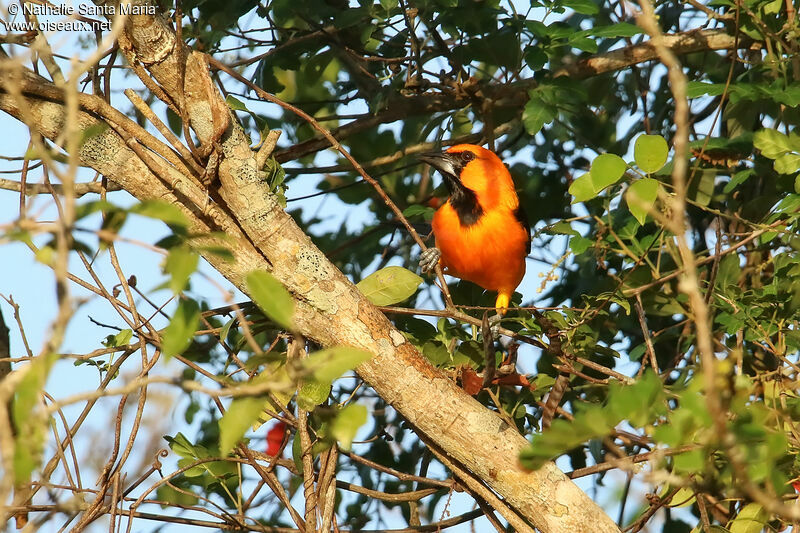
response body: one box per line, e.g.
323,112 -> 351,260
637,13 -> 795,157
626,178 -> 659,225
251,364 -> 294,431
79,123 -> 110,148
568,173 -> 595,203
162,299 -> 201,359
356,266 -> 423,306
104,329 -> 133,348
673,449 -> 705,474
568,33 -> 598,53
219,318 -> 235,342
292,430 -> 303,473
130,200 -> 189,228
670,487 -> 696,508
246,270 -> 294,330
753,129 -> 792,159
589,22 -> 642,38
34,245 -> 54,266
298,381 -> 332,410
165,433 -> 236,481
75,199 -> 115,221
563,0 -> 599,14
524,47 -> 548,70
12,352 -> 57,484
226,94 -> 250,112
689,170 -> 715,206
724,169 -> 754,193
687,81 -> 726,98
165,432 -> 205,459
226,95 -> 269,133
545,221 -> 578,236
330,403 -> 368,451
634,134 -> 669,173
523,95 -> 556,135
520,372 -> 663,470
728,503 -> 767,533
774,152 -> 800,174
156,485 -> 199,508
402,204 -> 435,221
219,396 -> 266,455
590,153 -> 627,190
569,235 -> 593,254
164,245 -> 199,294
304,347 -> 373,383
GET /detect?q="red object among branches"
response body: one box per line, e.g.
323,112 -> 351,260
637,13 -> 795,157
266,421 -> 287,456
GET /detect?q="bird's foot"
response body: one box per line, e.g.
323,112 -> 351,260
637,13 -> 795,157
489,313 -> 502,339
419,247 -> 441,273
497,347 -> 517,376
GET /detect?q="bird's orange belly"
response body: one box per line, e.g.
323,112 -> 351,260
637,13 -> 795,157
432,209 -> 527,295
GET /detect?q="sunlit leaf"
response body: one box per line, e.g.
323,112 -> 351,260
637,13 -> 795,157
669,487 -> 696,507
304,347 -> 373,384
164,245 -> 199,294
130,200 -> 189,228
590,153 -> 627,190
298,381 -> 331,410
520,372 -> 663,470
774,152 -> 800,174
356,266 -> 423,306
219,396 -> 266,455
687,81 -> 726,98
728,503 -> 767,533
252,364 -> 293,431
331,403 -> 368,451
634,134 -> 669,173
103,329 -> 133,348
219,318 -> 235,342
626,178 -> 659,225
589,22 -> 642,38
12,352 -> 57,484
563,0 -> 599,15
246,270 -> 294,330
753,129 -> 792,159
162,299 -> 201,359
156,485 -> 199,508
568,173 -> 595,203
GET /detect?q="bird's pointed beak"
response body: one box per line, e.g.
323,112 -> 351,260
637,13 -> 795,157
418,151 -> 458,180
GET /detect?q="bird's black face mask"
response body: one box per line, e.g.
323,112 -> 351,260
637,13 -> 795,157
418,151 -> 483,226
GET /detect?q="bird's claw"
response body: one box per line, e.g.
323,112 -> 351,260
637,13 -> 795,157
419,247 -> 441,273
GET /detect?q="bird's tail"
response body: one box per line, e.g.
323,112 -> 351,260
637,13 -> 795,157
495,292 -> 510,314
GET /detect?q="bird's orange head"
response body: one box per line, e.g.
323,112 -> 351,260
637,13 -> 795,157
418,144 -> 518,213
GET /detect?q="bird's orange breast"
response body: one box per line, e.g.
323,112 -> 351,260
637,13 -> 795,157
432,202 -> 528,296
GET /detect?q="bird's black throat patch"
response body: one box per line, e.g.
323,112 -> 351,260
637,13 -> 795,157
421,149 -> 483,226
448,183 -> 483,226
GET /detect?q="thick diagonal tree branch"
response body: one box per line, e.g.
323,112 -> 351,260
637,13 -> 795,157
0,72 -> 620,530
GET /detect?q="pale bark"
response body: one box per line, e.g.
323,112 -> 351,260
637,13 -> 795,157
0,5 -> 624,531
554,28 -> 753,78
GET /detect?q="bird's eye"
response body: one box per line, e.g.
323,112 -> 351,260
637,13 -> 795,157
460,151 -> 476,163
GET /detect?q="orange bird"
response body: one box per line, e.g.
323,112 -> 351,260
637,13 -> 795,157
418,144 -> 530,314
